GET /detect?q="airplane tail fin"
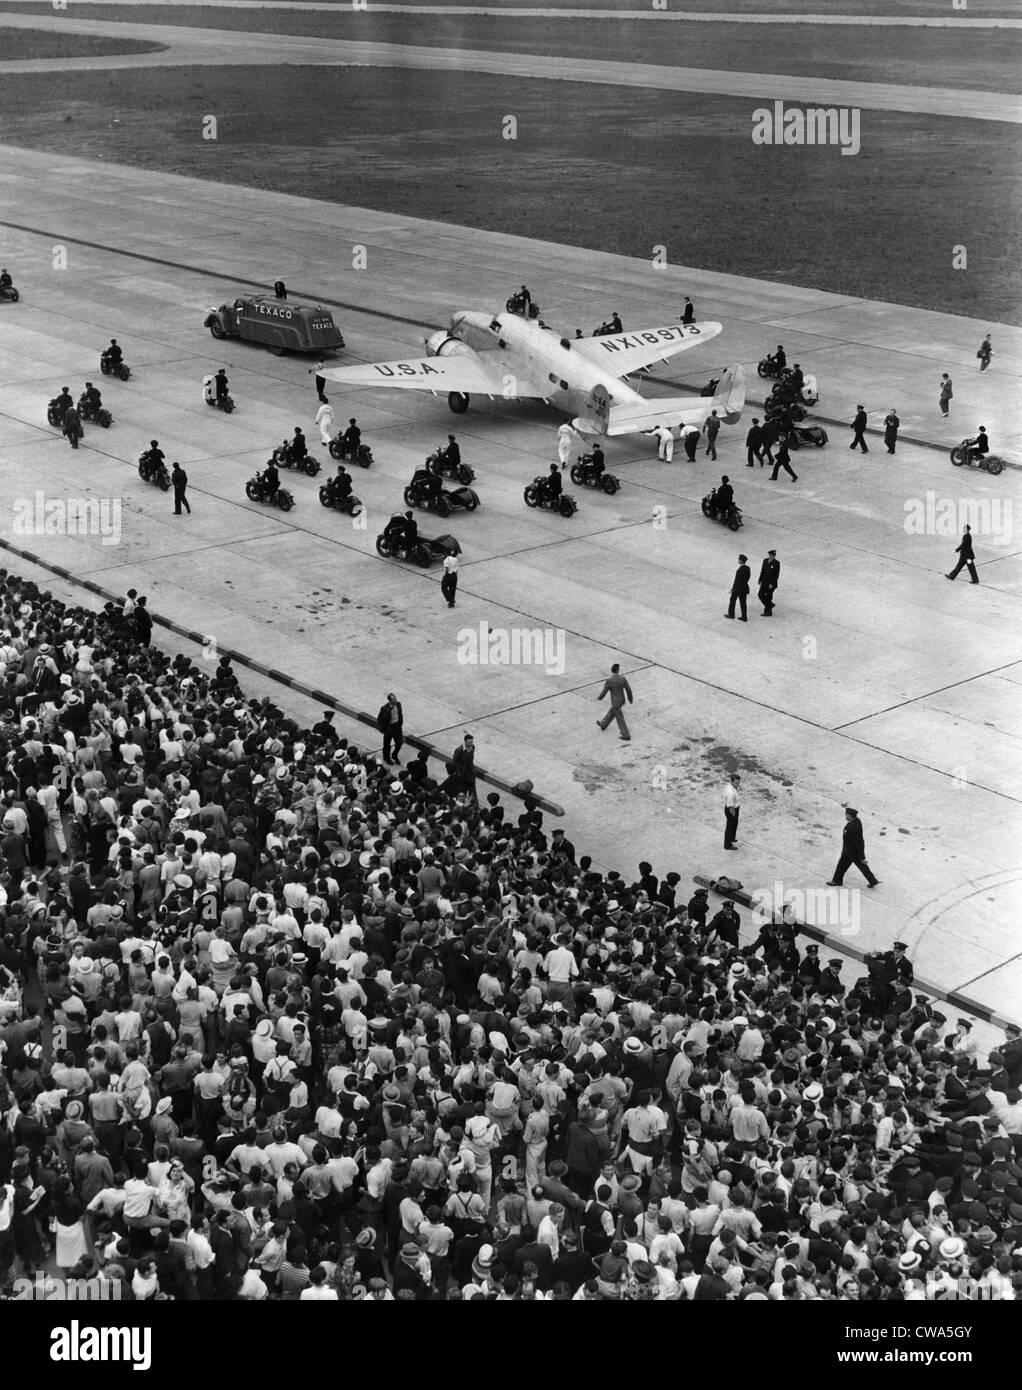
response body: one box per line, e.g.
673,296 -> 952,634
604,363 -> 746,436
571,383 -> 611,436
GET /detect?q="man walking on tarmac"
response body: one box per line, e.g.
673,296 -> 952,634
596,663 -> 633,742
171,463 -> 190,516
827,808 -> 879,888
946,524 -> 979,584
849,405 -> 869,453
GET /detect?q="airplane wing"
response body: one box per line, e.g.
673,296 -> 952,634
318,354 -> 548,398
573,321 -> 722,377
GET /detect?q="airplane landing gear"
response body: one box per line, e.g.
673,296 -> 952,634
448,392 -> 469,414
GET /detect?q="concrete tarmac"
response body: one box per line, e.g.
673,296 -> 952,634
0,147 -> 1019,1037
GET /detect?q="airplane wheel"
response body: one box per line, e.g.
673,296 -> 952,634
448,392 -> 469,414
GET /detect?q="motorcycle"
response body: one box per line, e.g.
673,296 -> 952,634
328,436 -> 374,468
46,398 -> 68,428
100,352 -> 131,382
0,282 -> 19,303
950,440 -> 1005,475
403,475 -> 480,517
245,473 -> 295,511
506,291 -> 539,319
701,488 -> 743,531
592,319 -> 622,337
318,483 -> 363,516
375,529 -> 461,568
138,453 -> 171,490
428,448 -> 475,487
203,378 -> 234,413
770,373 -> 819,409
77,395 -> 112,428
766,407 -> 827,449
757,353 -> 787,380
524,477 -> 578,517
570,454 -> 620,495
271,440 -> 321,477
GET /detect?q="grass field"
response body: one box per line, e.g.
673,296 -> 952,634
0,24 -> 166,58
1,63 -> 1017,321
1,6 -> 1017,92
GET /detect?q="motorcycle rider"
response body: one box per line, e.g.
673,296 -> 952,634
81,381 -> 102,417
289,427 -> 309,463
588,443 -> 606,478
141,440 -> 165,479
412,457 -> 443,506
328,464 -> 353,503
63,404 -> 83,449
772,345 -> 787,372
543,463 -> 563,501
103,338 -> 123,370
0,267 -> 12,291
440,434 -> 461,474
789,363 -> 804,393
715,475 -> 735,519
214,368 -> 229,404
261,459 -> 281,501
342,417 -> 361,459
53,386 -> 74,423
965,426 -> 990,465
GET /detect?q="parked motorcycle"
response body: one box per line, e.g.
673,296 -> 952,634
375,528 -> 461,568
271,440 -> 321,477
950,440 -> 1005,475
246,473 -> 295,511
770,373 -> 819,409
100,351 -> 131,382
78,394 -> 112,428
766,406 -> 827,449
318,483 -> 363,515
328,436 -> 374,468
701,488 -> 743,531
524,477 -> 578,517
403,474 -> 479,516
570,454 -> 620,494
427,447 -> 475,487
138,452 -> 170,490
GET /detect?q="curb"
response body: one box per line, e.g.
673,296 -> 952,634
693,873 -> 1019,1033
0,536 -> 566,818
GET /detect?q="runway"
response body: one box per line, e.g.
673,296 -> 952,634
1,147 -> 1019,1035
0,12 -> 1018,122
1,0 -> 1019,24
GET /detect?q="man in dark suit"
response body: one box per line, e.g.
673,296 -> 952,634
758,550 -> 780,616
770,435 -> 798,482
726,555 -> 751,621
377,693 -> 404,763
946,525 -> 979,583
827,807 -> 879,888
849,405 -> 869,452
883,409 -> 900,455
745,419 -> 764,467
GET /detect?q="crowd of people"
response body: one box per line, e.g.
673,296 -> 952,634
0,566 -> 1020,1302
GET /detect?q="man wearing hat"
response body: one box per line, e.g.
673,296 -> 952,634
757,550 -> 780,615
827,807 -> 880,889
816,958 -> 846,1000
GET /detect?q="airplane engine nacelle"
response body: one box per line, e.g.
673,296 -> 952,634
425,331 -> 472,358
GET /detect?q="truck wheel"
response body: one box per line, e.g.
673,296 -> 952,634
209,319 -> 226,339
448,392 -> 469,414
271,343 -> 285,357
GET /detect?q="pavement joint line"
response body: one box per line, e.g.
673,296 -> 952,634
692,873 -> 1021,1031
831,662 -> 1022,732
0,534 -> 566,817
0,217 -> 998,462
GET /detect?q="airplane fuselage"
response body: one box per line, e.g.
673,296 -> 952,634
451,309 -> 691,415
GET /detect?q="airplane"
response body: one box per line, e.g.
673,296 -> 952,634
318,309 -> 745,438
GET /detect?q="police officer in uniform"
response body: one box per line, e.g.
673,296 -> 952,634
797,942 -> 821,987
817,958 -> 846,1000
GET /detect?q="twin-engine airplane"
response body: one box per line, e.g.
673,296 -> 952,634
319,310 -> 745,437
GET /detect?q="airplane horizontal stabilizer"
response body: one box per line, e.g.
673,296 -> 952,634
605,364 -> 746,436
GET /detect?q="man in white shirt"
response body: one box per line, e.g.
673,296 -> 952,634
723,773 -> 741,850
543,935 -> 578,1006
